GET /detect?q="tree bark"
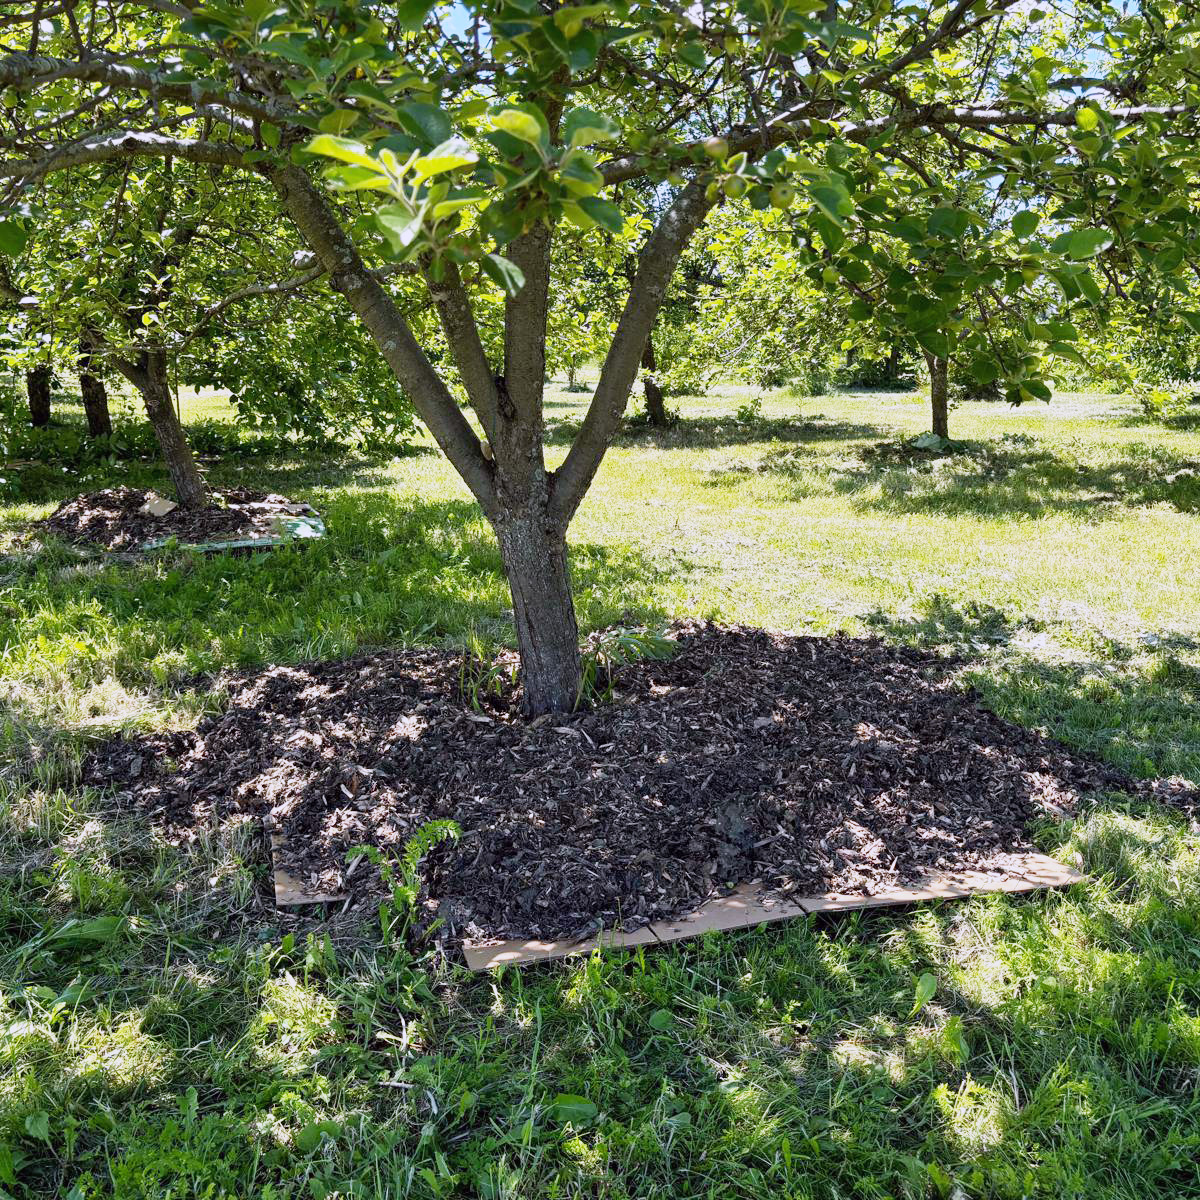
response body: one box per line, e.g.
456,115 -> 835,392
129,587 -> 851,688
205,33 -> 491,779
496,510 -> 582,716
114,350 -> 207,508
641,336 -> 668,427
78,334 -> 112,437
925,352 -> 950,438
26,365 -> 51,427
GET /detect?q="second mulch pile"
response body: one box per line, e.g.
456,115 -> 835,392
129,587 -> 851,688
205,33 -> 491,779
39,486 -> 318,550
85,623 -> 1197,941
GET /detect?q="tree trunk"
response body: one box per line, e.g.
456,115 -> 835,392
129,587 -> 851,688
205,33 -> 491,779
887,343 -> 901,382
925,352 -> 950,438
496,511 -> 582,716
78,335 -> 112,437
115,350 -> 207,508
26,365 -> 51,427
641,336 -> 668,427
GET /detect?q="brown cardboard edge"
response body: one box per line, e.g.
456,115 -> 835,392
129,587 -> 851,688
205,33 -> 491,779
270,832 -> 346,907
462,851 -> 1084,969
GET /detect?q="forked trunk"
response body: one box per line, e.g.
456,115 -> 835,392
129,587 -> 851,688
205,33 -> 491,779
926,352 -> 950,439
26,365 -> 51,427
496,511 -> 582,716
641,337 -> 668,427
78,335 -> 112,437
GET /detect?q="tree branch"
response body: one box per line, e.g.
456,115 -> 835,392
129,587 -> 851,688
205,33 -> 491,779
423,258 -> 500,441
0,52 -> 292,127
266,164 -> 497,513
0,130 -> 246,181
551,180 -> 714,524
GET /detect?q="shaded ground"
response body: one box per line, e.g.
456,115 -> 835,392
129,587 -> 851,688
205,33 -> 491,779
84,624 -> 1195,942
37,486 -> 319,550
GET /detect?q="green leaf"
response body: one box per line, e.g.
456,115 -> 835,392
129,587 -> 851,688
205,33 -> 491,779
317,108 -> 361,134
927,206 -> 970,240
481,253 -> 526,297
411,137 -> 478,180
431,188 -> 486,219
493,109 -> 545,147
648,1009 -> 674,1031
561,107 -> 620,149
396,102 -> 452,148
1050,228 -> 1113,260
915,329 -> 951,360
0,218 -> 27,256
677,40 -> 706,68
47,916 -> 125,947
1011,210 -> 1039,239
24,1113 -> 50,1145
910,972 -> 937,1016
323,165 -> 392,192
376,205 -> 425,255
306,135 -> 379,171
576,195 -> 624,234
551,1094 -> 598,1125
1076,106 -> 1100,132
809,183 -> 852,226
394,0 -> 437,29
558,149 -> 605,194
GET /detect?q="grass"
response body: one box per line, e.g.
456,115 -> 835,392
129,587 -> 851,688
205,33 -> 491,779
2,381 -> 1200,1198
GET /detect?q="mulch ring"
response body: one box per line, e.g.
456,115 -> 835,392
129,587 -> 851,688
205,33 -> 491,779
84,622 -> 1198,944
37,486 -> 318,551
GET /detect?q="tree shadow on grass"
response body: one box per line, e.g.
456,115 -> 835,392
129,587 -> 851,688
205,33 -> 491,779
743,431 -> 1200,519
545,412 -> 892,450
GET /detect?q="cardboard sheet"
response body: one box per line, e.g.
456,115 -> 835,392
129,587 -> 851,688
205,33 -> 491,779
461,851 -> 1084,969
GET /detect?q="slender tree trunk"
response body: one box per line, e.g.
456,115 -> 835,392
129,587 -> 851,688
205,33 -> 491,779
142,352 -> 206,507
78,335 -> 112,437
114,350 -> 207,508
641,336 -> 668,427
925,352 -> 950,438
496,510 -> 582,715
26,365 -> 51,427
887,343 -> 900,382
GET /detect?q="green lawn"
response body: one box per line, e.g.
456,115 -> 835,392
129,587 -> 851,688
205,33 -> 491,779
2,384 -> 1200,1198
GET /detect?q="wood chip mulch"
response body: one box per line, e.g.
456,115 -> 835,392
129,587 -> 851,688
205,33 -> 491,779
38,486 -> 317,550
83,623 -> 1198,941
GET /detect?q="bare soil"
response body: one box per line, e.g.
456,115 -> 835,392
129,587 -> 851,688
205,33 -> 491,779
38,486 -> 318,550
83,623 -> 1196,942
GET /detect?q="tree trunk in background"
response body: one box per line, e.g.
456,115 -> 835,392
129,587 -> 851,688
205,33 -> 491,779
26,365 -> 51,427
114,350 -> 207,508
887,343 -> 901,381
496,511 -> 582,715
641,336 -> 668,427
142,352 -> 206,507
925,352 -> 950,438
78,335 -> 112,437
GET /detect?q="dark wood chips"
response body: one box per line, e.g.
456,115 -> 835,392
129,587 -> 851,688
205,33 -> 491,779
83,623 -> 1196,941
38,486 -> 316,550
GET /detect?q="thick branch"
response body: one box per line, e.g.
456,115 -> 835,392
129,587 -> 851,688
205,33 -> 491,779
601,100 -> 1197,184
502,224 -> 553,425
0,52 -> 291,126
267,164 -> 497,513
0,130 -> 245,181
423,259 -> 500,440
551,181 -> 713,524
